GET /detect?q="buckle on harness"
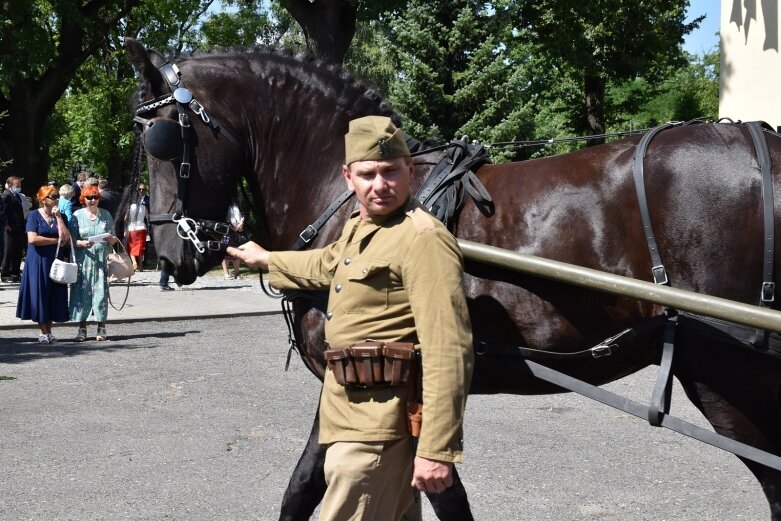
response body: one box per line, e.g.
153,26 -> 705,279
299,225 -> 317,244
205,240 -> 222,251
211,222 -> 230,236
591,344 -> 614,358
179,162 -> 190,178
189,99 -> 210,124
174,216 -> 205,254
651,265 -> 668,285
761,281 -> 776,303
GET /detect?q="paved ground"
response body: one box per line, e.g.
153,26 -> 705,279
0,272 -> 771,520
0,268 -> 281,334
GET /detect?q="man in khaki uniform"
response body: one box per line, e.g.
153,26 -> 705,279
229,115 -> 473,521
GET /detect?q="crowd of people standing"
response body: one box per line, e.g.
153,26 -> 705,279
2,175 -> 141,342
4,173 -> 245,343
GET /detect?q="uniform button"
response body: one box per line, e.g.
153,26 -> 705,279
335,284 -> 342,293
326,311 -> 333,320
362,268 -> 368,274
344,258 -> 352,265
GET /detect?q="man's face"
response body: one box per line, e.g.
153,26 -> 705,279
138,184 -> 146,194
343,156 -> 412,219
9,179 -> 20,190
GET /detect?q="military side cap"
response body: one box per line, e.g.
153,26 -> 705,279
344,116 -> 410,165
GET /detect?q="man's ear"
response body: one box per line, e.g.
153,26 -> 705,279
342,165 -> 355,192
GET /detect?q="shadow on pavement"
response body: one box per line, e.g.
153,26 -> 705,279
0,330 -> 199,364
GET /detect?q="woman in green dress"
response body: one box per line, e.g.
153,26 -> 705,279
68,184 -> 118,341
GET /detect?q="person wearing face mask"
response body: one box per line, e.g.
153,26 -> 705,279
2,176 -> 27,283
68,185 -> 119,342
16,185 -> 71,344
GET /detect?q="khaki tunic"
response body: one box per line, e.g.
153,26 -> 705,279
269,199 -> 473,462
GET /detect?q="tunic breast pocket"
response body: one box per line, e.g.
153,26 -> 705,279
344,260 -> 390,314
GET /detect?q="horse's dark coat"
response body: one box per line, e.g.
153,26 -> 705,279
125,39 -> 781,520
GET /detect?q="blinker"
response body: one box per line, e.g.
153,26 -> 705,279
143,118 -> 183,161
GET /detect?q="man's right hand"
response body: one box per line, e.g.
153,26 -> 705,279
227,241 -> 270,270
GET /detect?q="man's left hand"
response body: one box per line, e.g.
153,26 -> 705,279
411,456 -> 453,493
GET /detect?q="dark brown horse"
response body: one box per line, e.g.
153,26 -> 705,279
125,39 -> 781,520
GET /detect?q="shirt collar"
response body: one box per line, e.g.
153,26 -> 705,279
348,198 -> 413,244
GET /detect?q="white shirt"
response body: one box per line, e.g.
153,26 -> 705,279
127,202 -> 147,231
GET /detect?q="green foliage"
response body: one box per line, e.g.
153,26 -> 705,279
127,0 -> 217,57
200,1 -> 306,51
519,0 -> 697,83
6,0 -> 720,187
607,51 -> 719,131
348,0 -> 537,162
0,0 -> 134,97
346,0 -> 706,162
0,110 -> 10,169
0,1 -> 59,98
47,60 -> 138,185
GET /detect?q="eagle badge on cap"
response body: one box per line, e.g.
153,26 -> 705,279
378,139 -> 391,158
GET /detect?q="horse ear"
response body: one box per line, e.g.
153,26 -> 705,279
124,38 -> 166,96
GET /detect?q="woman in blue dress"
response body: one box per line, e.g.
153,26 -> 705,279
16,185 -> 72,344
68,184 -> 118,342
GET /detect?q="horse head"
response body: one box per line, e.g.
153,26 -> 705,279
125,38 -> 249,284
125,39 -> 404,285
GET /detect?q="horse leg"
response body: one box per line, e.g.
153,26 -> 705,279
425,464 -> 475,521
674,332 -> 781,519
278,407 -> 327,521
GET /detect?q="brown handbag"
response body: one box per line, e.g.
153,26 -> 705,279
107,241 -> 135,280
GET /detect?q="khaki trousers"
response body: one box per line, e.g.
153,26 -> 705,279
319,439 -> 421,521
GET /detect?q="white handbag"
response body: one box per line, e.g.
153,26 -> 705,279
49,234 -> 78,285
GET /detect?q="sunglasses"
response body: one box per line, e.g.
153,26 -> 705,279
45,195 -> 58,200
85,196 -> 99,201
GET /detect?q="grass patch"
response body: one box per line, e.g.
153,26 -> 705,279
0,376 -> 16,381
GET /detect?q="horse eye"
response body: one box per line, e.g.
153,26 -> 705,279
143,118 -> 183,161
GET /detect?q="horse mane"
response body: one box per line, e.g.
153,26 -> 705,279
184,46 -> 402,127
129,44 -> 402,126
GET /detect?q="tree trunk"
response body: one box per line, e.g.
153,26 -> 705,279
584,74 -> 606,147
0,79 -> 64,191
280,0 -> 357,64
0,0 -> 139,191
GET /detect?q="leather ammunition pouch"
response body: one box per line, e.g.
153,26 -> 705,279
324,341 -> 423,437
325,341 -> 415,387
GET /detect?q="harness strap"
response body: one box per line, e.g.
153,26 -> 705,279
648,319 -> 676,426
512,358 -> 781,472
136,63 -> 243,151
416,141 -> 465,204
632,122 -> 682,285
290,189 -> 355,251
745,122 -> 776,307
416,139 -> 492,226
148,213 -> 232,252
475,314 -> 669,360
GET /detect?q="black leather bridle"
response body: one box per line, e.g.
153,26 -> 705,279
133,60 -> 243,253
